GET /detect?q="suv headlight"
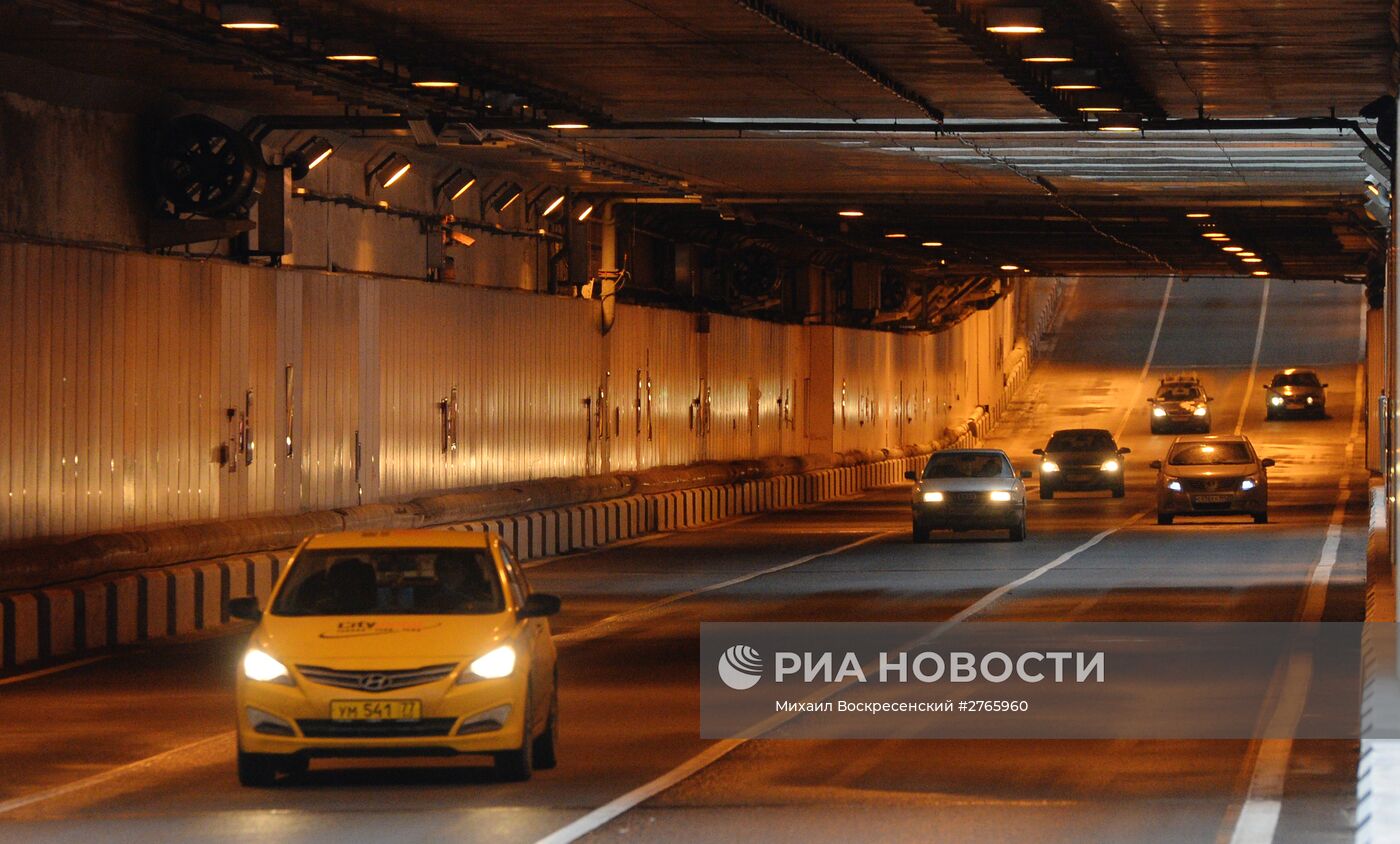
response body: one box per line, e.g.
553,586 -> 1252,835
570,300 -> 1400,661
1241,478 -> 1257,491
1193,406 -> 1208,417
1269,395 -> 1284,407
460,644 -> 516,682
1152,407 -> 1167,418
1166,480 -> 1183,492
1100,459 -> 1120,472
242,648 -> 293,685
922,491 -> 944,503
1040,461 -> 1060,473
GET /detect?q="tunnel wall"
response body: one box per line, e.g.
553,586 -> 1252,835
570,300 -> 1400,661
0,239 -> 1046,545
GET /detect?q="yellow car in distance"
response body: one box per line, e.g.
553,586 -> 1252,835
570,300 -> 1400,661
230,529 -> 561,786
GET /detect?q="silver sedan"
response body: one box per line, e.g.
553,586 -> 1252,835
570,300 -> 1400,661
906,449 -> 1031,543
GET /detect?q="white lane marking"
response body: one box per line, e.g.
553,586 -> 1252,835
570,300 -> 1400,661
552,531 -> 896,646
522,531 -> 672,569
1225,361 -> 1363,844
0,655 -> 110,687
0,732 -> 233,816
535,511 -> 1150,844
1114,278 -> 1175,441
1233,278 -> 1271,436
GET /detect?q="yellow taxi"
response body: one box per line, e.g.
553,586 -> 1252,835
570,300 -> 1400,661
230,529 -> 561,786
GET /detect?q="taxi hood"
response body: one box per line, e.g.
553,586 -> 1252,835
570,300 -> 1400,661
254,612 -> 517,664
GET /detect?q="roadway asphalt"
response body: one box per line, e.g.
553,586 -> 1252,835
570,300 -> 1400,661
0,276 -> 1369,843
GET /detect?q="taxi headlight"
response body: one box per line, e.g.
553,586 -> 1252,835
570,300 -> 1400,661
1101,459 -> 1120,473
989,490 -> 1013,502
1193,405 -> 1209,417
922,491 -> 944,503
1166,480 -> 1183,492
1269,395 -> 1284,407
242,648 -> 293,685
462,644 -> 517,681
1152,407 -> 1167,418
1241,478 -> 1257,491
1040,461 -> 1060,473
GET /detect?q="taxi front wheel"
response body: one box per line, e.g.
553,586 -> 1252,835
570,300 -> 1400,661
496,685 -> 536,782
533,687 -> 559,770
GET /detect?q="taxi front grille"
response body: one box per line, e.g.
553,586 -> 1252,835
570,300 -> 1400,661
296,663 -> 457,693
297,718 -> 457,739
1184,478 -> 1242,493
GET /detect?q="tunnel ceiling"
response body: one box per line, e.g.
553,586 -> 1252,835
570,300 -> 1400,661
1,0 -> 1393,279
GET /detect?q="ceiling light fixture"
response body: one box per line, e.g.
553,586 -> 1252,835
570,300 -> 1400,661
1075,91 -> 1123,113
1021,38 -> 1074,63
1222,246 -> 1244,252
1095,112 -> 1143,132
489,183 -> 524,213
884,232 -> 907,239
539,191 -> 566,217
1242,257 -> 1264,264
325,40 -> 378,61
1201,230 -> 1227,239
985,7 -> 1044,34
1000,264 -> 1020,271
220,4 -> 278,29
921,241 -> 943,247
576,202 -> 595,222
288,136 -> 333,179
1050,68 -> 1099,90
1185,212 -> 1211,219
411,68 -> 459,88
1252,270 -> 1270,277
838,209 -> 864,217
547,120 -> 589,130
1237,251 -> 1256,257
367,152 -> 411,189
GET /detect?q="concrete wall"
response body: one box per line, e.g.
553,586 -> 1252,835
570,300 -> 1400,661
0,239 -> 1052,545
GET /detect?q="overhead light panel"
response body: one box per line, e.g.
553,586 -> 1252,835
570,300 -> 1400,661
1222,245 -> 1244,252
1241,257 -> 1264,264
1095,112 -> 1143,132
576,202 -> 595,222
325,40 -> 378,61
220,4 -> 278,29
1000,264 -> 1020,271
1185,212 -> 1211,219
489,183 -> 524,213
884,232 -> 907,239
985,7 -> 1044,34
1075,91 -> 1123,113
1251,270 -> 1270,277
1237,251 -> 1256,257
1050,68 -> 1099,90
437,169 -> 477,202
367,152 -> 411,189
921,241 -> 943,247
838,209 -> 864,217
411,68 -> 459,88
1021,38 -> 1074,63
534,188 -> 566,217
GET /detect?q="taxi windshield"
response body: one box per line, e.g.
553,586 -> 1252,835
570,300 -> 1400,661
272,548 -> 504,616
1168,443 -> 1253,466
1157,385 -> 1201,401
923,453 -> 1013,479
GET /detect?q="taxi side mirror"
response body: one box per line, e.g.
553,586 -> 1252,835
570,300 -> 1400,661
229,596 -> 262,621
1148,460 -> 1163,469
1260,458 -> 1276,468
904,470 -> 918,481
520,593 -> 562,619
1020,470 -> 1032,479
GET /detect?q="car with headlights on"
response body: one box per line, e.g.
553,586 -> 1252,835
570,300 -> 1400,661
1263,368 -> 1327,419
1033,428 -> 1130,499
1148,372 -> 1213,434
1149,435 -> 1275,525
905,449 -> 1031,542
230,529 -> 561,786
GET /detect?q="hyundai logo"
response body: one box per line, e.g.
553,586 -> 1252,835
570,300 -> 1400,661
358,673 -> 390,691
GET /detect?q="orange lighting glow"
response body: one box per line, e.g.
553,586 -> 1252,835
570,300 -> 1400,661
838,210 -> 864,217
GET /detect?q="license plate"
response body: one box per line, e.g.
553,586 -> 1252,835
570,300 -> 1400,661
330,700 -> 422,721
1194,494 -> 1232,504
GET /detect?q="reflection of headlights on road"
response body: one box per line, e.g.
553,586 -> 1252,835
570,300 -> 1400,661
1152,407 -> 1167,418
922,491 -> 944,503
1166,480 -> 1183,492
989,491 -> 1013,502
1100,459 -> 1120,473
1193,406 -> 1209,417
1270,395 -> 1284,407
465,645 -> 517,681
1040,461 -> 1060,473
1241,479 -> 1257,491
243,648 -> 293,685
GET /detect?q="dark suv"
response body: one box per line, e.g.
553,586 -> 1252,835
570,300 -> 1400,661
1033,428 -> 1130,499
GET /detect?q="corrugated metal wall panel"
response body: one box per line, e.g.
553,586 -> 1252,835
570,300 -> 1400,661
0,242 -> 1032,543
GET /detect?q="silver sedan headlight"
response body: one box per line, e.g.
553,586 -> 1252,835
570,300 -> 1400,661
922,491 -> 944,503
989,490 -> 1013,502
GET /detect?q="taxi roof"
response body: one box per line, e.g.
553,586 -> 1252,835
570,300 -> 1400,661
302,529 -> 493,549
